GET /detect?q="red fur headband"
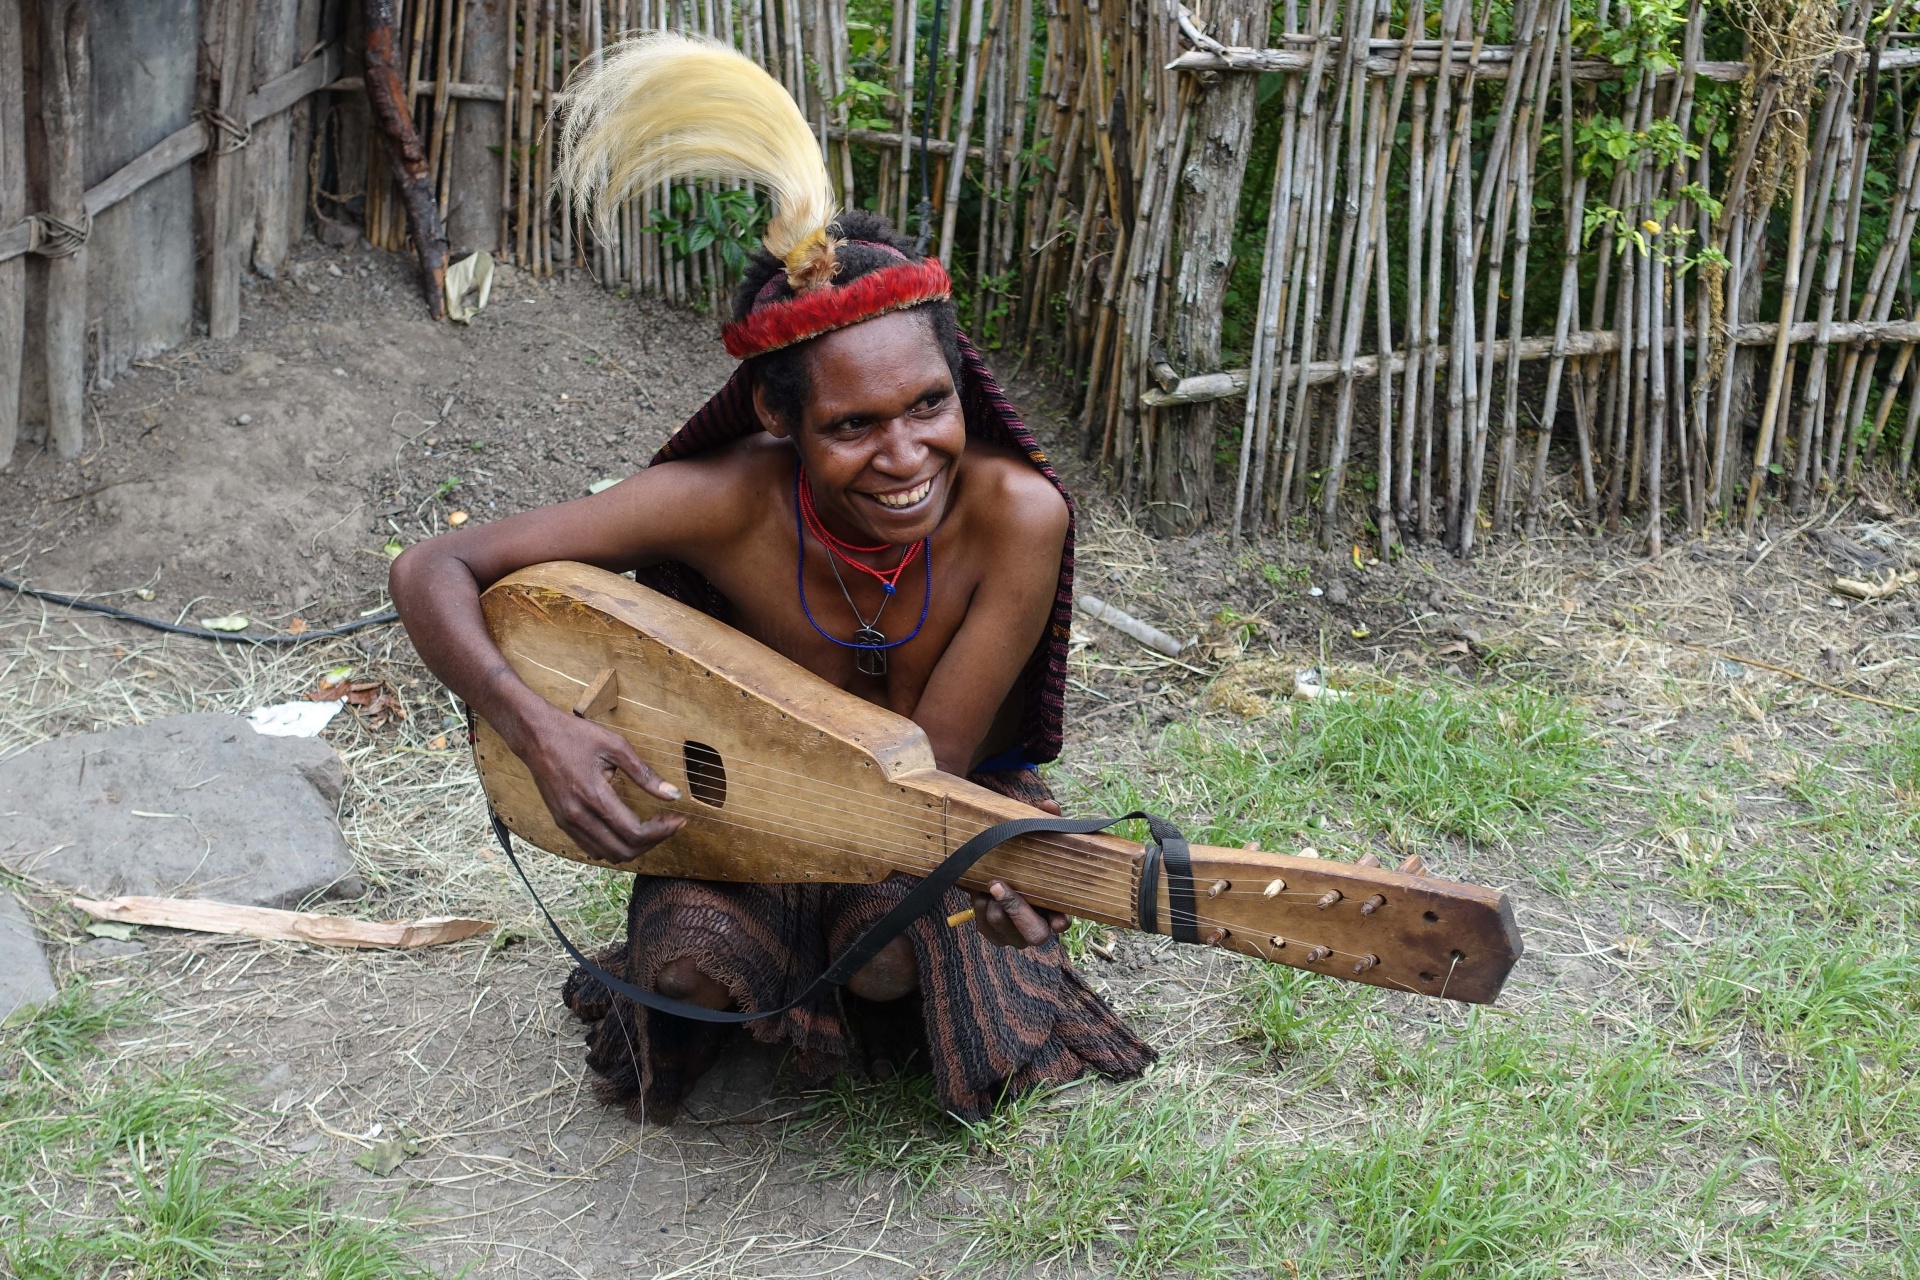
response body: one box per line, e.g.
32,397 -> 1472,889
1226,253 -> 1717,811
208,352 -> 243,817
720,258 -> 953,360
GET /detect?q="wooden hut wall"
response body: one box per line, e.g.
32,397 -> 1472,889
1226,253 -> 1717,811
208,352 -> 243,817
1,0 -> 339,466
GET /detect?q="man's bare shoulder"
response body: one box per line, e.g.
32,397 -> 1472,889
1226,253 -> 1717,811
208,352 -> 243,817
956,441 -> 1068,543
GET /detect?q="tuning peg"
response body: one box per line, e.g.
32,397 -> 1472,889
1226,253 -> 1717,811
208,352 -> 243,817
1207,878 -> 1231,898
1315,889 -> 1342,909
1351,954 -> 1379,974
1304,944 -> 1333,963
1205,927 -> 1230,946
1360,894 -> 1386,915
1397,854 -> 1427,876
1262,878 -> 1286,897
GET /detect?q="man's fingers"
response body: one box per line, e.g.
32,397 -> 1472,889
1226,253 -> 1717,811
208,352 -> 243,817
560,806 -> 630,865
988,882 -> 1053,947
572,809 -> 685,865
586,777 -> 651,845
605,736 -> 681,802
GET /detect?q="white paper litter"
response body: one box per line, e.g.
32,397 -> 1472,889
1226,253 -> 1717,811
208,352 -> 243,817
444,250 -> 494,324
248,701 -> 345,738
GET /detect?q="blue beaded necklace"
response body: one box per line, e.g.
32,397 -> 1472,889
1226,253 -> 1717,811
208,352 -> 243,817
794,461 -> 931,676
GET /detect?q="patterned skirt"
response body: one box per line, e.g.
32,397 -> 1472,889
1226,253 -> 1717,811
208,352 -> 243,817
559,769 -> 1155,1122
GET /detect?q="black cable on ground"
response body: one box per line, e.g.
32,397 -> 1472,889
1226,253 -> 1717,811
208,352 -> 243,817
0,575 -> 400,645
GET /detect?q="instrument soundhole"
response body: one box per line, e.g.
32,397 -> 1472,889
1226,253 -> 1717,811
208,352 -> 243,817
682,740 -> 728,808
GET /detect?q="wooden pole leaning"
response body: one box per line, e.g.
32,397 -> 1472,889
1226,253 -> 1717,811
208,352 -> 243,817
366,0 -> 451,318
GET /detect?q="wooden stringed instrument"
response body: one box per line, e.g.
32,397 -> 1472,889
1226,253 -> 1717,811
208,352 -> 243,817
473,562 -> 1523,1004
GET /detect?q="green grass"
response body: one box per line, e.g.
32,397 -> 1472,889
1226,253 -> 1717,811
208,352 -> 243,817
926,687 -> 1920,1277
0,982 -> 432,1279
1070,680 -> 1596,851
789,1070 -> 987,1193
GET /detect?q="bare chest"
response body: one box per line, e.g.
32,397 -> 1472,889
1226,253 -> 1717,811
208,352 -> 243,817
679,529 -> 975,715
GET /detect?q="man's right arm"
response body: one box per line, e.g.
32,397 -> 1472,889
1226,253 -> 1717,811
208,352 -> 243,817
388,458 -> 749,862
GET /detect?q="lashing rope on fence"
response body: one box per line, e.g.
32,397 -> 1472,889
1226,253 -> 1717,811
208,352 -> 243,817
28,212 -> 91,260
195,106 -> 253,155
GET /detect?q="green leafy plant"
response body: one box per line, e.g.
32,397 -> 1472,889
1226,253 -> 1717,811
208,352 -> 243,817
832,73 -> 896,132
646,186 -> 767,279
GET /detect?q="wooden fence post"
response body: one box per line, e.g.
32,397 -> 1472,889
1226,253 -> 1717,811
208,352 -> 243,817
0,0 -> 23,468
249,0 -> 303,278
207,0 -> 257,339
1154,0 -> 1269,534
40,0 -> 89,459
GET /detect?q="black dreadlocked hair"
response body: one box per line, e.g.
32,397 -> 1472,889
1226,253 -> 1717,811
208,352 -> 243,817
732,209 -> 963,430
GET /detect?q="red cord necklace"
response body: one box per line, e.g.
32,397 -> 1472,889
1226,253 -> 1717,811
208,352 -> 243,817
797,466 -> 924,595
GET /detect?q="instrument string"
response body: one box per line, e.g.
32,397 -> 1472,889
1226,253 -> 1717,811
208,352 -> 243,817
534,792 -> 1417,985
586,717 -> 1353,904
578,770 -> 1145,916
489,678 -> 1393,920
515,743 -> 1363,932
508,649 -> 1209,881
491,660 -> 1444,935
578,717 -> 1147,905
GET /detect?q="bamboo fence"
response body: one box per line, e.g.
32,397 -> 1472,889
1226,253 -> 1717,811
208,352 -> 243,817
302,0 -> 1920,549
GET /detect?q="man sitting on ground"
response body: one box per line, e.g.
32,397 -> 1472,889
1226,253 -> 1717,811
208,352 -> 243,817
389,32 -> 1152,1122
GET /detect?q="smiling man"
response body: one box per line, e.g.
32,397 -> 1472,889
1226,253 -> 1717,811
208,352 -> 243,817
388,34 -> 1152,1121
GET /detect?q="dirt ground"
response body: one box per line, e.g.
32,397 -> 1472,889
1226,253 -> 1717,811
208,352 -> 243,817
4,238 -> 1919,1278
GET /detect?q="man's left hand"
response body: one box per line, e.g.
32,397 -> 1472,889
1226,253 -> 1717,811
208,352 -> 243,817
971,880 -> 1070,949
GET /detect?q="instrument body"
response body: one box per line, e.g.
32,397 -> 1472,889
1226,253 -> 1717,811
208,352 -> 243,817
475,562 -> 1522,1003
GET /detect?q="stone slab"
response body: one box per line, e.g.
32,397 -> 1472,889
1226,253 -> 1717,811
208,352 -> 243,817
0,713 -> 362,908
0,891 -> 56,1020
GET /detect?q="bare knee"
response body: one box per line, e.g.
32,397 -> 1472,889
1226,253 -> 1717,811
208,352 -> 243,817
655,958 -> 733,1010
846,937 -> 919,1002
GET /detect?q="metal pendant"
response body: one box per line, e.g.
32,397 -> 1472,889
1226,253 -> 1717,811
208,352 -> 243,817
853,626 -> 888,676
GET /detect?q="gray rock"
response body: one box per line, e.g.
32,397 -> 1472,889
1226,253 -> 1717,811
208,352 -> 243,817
0,713 -> 361,908
0,892 -> 56,1019
1322,578 -> 1350,607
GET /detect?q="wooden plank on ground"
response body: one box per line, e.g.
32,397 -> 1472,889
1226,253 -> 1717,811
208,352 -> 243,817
72,896 -> 496,949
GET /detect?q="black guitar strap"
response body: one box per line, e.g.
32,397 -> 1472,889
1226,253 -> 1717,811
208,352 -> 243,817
490,806 -> 1197,1024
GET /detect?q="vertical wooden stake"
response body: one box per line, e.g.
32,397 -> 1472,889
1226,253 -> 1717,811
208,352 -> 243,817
0,0 -> 24,467
209,0 -> 258,340
249,0 -> 304,279
1743,154 -> 1806,533
39,0 -> 89,458
935,0 -> 987,264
